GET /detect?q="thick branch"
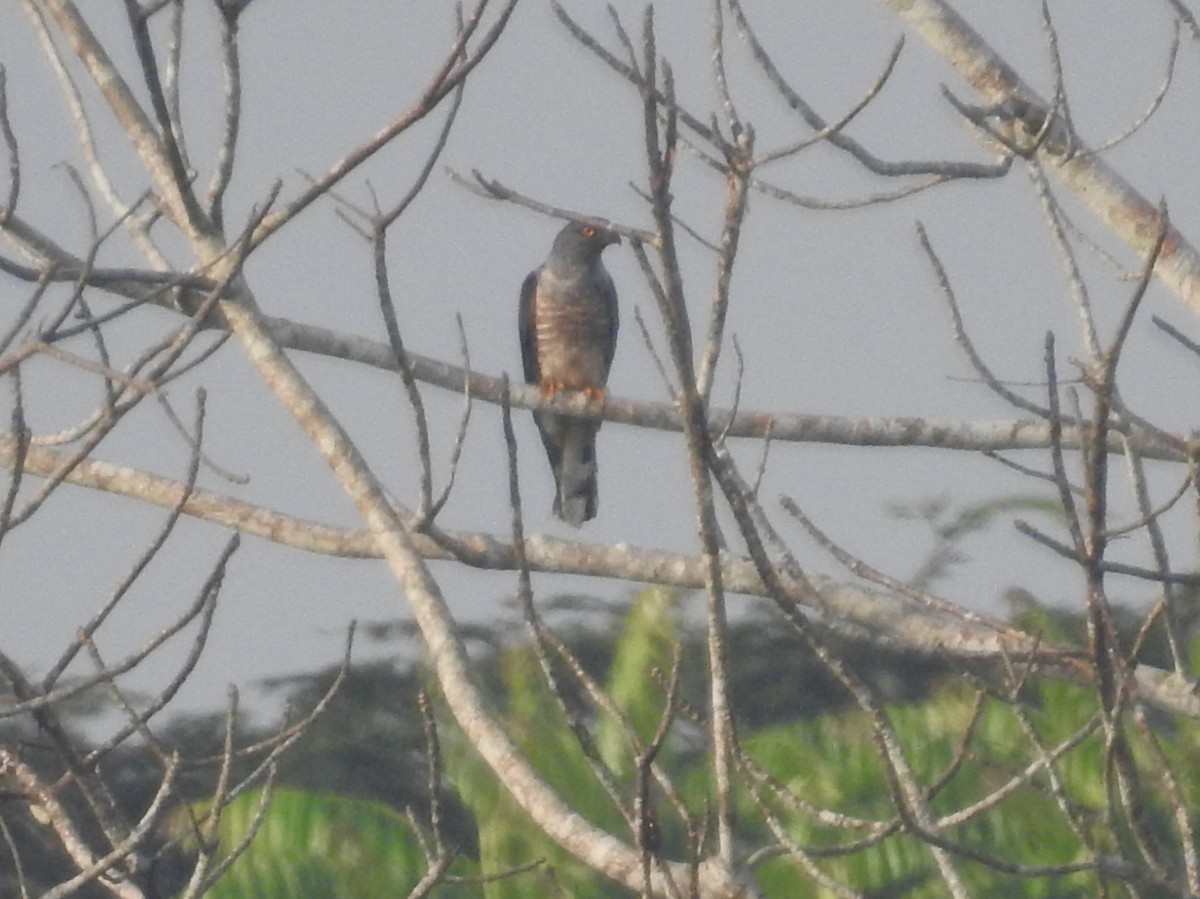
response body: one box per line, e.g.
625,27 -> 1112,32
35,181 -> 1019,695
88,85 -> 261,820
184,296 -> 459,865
4,434 -> 1198,721
36,0 -> 208,241
213,291 -> 752,896
883,0 -> 1200,317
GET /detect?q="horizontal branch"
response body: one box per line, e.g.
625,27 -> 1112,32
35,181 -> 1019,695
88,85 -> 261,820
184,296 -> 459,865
0,251 -> 1179,460
263,315 -> 1182,459
3,433 -> 1197,720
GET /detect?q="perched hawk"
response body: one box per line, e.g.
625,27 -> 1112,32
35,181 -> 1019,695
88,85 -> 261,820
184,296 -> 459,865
519,221 -> 621,526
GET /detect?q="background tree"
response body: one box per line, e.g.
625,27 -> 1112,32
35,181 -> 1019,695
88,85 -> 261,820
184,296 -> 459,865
3,1 -> 1200,896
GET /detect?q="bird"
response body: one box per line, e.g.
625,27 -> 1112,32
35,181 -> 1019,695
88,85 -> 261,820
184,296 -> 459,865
519,220 -> 621,526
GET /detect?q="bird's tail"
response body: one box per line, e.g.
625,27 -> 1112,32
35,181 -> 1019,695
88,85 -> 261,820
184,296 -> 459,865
552,422 -> 599,527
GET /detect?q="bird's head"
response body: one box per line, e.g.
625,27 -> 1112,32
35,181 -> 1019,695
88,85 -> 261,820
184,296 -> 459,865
550,220 -> 621,266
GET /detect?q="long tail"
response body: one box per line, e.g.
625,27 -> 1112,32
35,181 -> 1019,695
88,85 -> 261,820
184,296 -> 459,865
536,413 -> 599,527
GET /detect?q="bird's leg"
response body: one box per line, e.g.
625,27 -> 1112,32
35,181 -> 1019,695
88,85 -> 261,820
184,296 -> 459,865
539,378 -> 566,397
581,385 -> 606,405
538,379 -> 605,406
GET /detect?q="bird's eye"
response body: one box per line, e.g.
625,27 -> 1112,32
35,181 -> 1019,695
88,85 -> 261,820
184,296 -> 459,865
580,225 -> 596,238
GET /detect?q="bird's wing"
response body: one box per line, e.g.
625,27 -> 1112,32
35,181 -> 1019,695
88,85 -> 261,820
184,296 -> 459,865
518,268 -> 540,385
600,274 -> 619,376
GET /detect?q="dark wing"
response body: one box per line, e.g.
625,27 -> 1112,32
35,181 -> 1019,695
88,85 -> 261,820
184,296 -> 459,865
600,274 -> 619,376
518,269 -> 541,386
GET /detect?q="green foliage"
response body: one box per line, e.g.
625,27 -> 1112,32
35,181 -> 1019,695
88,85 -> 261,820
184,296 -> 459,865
444,586 -> 681,898
595,585 -> 679,772
739,682 -> 1102,898
446,639 -> 622,898
44,570 -> 1197,897
436,584 -> 1133,897
177,785 -> 478,898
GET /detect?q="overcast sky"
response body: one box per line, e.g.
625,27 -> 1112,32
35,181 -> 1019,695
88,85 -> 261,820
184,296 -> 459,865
2,1 -> 1198,717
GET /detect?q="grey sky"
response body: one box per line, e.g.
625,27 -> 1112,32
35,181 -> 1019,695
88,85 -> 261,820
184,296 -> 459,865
1,1 -> 1197,715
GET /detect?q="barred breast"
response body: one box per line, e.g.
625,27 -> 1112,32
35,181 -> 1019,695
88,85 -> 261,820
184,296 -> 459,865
533,275 -> 614,390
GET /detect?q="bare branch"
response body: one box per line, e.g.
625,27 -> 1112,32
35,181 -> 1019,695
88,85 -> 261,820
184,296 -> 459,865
729,0 -> 1009,181
883,0 -> 1200,319
451,168 -> 659,246
251,0 -> 518,248
0,65 -> 19,226
0,749 -> 146,899
122,0 -> 208,232
1091,21 -> 1179,154
206,3 -> 242,229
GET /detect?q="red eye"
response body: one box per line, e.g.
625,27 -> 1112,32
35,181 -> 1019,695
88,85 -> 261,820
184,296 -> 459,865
581,225 -> 596,238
